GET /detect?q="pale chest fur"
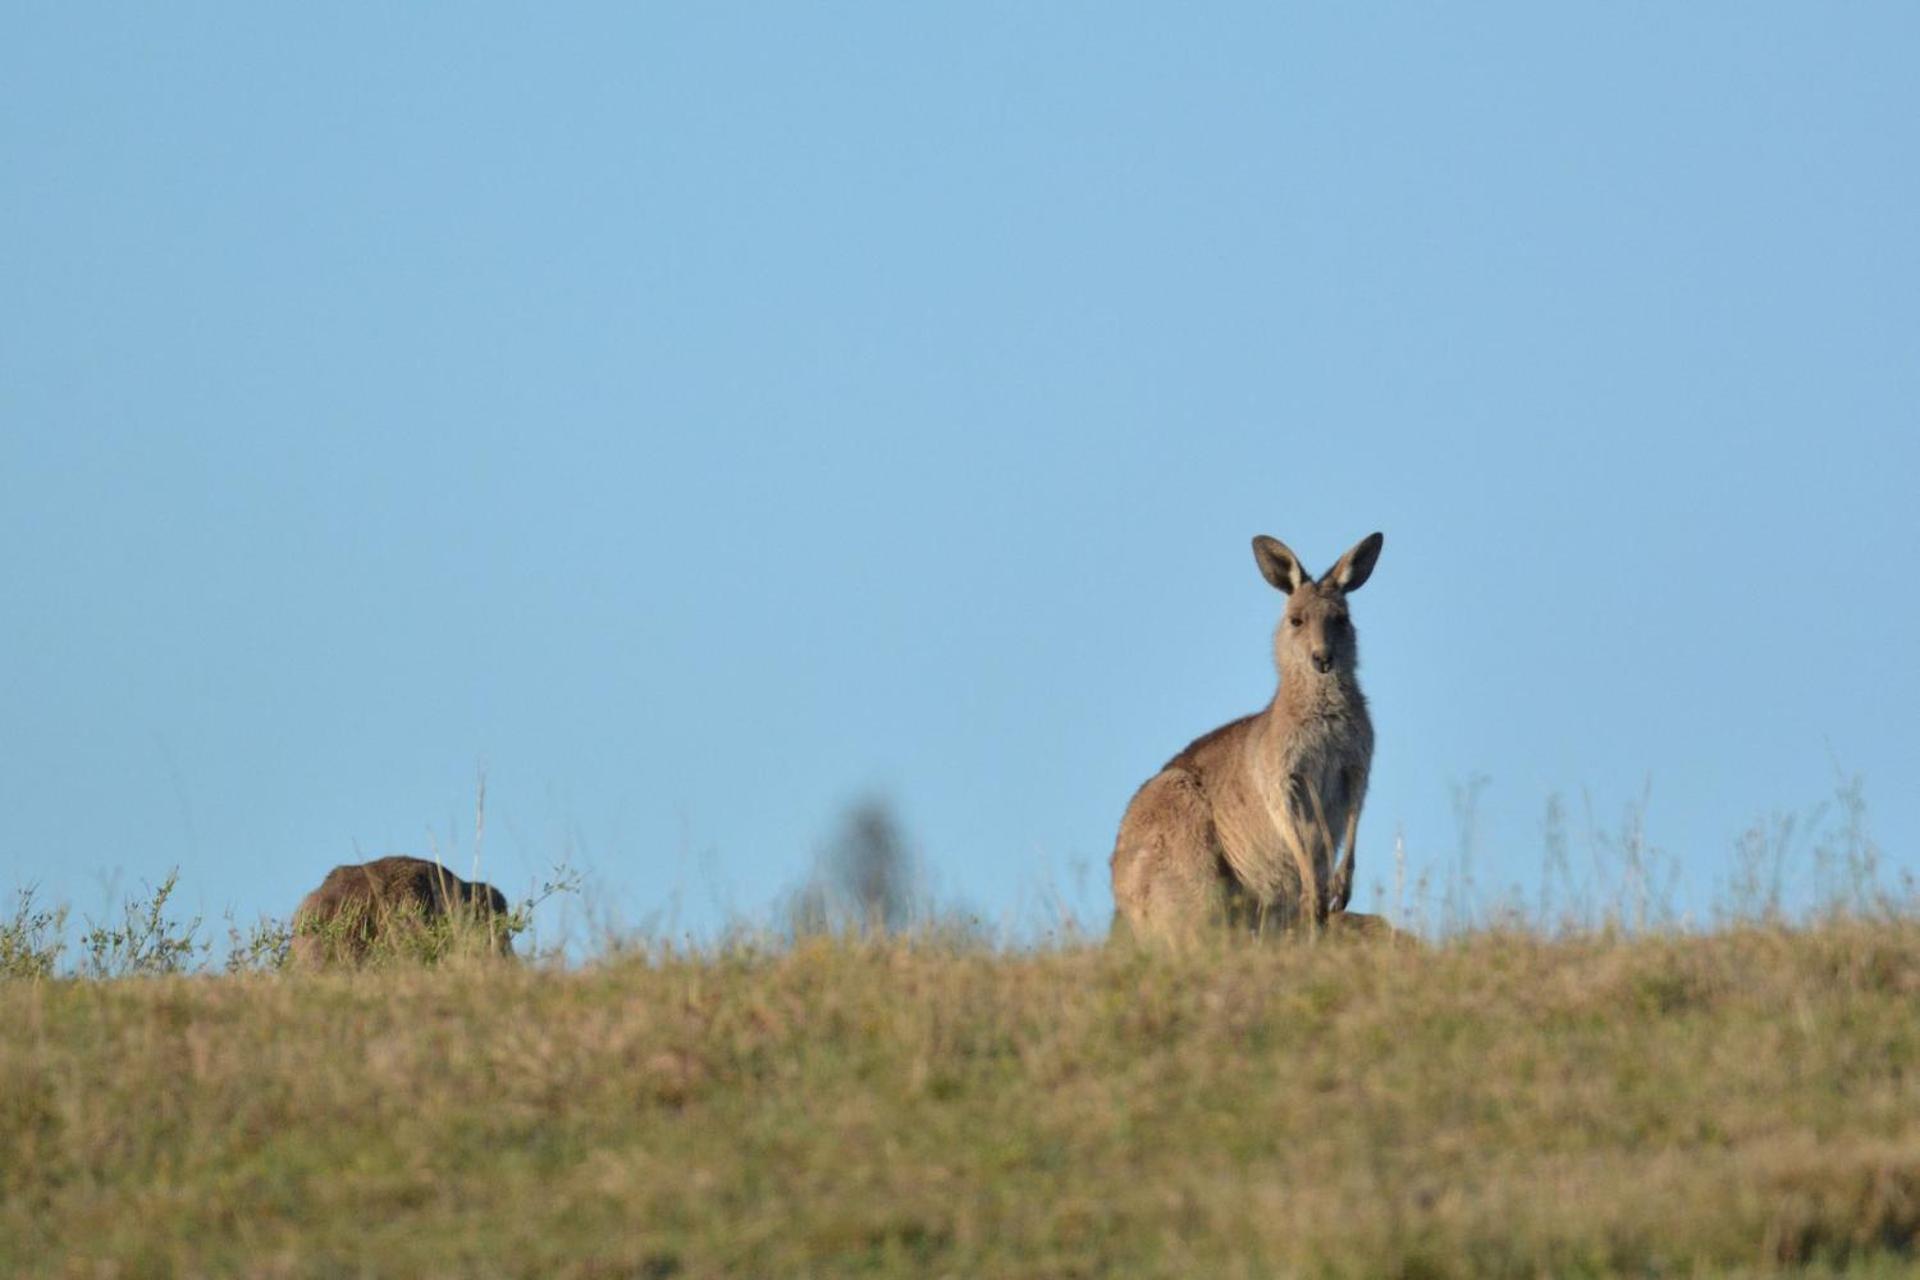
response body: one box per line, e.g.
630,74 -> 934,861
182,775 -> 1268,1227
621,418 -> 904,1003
1274,697 -> 1373,806
1215,685 -> 1373,908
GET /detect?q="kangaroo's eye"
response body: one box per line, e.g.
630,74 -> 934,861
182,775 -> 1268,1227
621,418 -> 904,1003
1289,616 -> 1304,628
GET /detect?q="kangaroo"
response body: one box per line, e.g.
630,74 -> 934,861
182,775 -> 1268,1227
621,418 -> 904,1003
1111,532 -> 1384,941
291,855 -> 514,968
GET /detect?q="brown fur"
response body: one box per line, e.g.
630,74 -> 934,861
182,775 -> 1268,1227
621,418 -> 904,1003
1325,910 -> 1404,942
1111,532 -> 1385,942
290,856 -> 514,968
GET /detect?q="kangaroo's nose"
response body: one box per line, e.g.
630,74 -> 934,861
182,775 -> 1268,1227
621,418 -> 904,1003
1312,651 -> 1333,673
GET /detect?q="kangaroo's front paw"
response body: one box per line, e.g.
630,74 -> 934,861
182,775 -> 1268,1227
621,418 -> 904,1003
1327,872 -> 1352,915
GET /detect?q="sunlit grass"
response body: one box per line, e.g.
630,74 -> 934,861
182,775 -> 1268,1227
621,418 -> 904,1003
3,776 -> 1912,1276
2,912 -> 1917,1277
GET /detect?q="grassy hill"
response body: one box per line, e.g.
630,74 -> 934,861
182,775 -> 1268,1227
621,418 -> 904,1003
4,917 -> 1919,1277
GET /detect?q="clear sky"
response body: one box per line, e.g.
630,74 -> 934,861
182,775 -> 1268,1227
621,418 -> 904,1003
4,5 -> 1916,947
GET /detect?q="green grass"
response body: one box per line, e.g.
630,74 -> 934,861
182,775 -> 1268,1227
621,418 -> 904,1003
5,919 -> 1919,1277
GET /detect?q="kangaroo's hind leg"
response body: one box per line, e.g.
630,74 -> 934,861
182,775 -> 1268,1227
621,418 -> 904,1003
1110,769 -> 1230,943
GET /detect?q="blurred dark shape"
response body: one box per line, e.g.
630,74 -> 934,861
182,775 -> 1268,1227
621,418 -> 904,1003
789,798 -> 921,936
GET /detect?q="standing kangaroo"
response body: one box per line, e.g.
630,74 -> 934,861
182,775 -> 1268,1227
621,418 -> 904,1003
1111,532 -> 1384,940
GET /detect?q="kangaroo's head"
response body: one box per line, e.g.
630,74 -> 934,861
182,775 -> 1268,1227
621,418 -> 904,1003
1251,532 -> 1384,680
425,866 -> 517,958
466,881 -> 516,958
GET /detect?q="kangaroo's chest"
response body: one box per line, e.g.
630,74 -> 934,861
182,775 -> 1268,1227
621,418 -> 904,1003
1272,707 -> 1369,790
1202,697 -> 1372,904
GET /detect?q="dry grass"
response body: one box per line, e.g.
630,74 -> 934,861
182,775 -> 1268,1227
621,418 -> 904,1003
4,918 -> 1919,1277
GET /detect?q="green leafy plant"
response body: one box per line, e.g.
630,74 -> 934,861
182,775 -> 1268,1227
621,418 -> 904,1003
0,886 -> 67,980
81,869 -> 204,978
224,912 -> 293,973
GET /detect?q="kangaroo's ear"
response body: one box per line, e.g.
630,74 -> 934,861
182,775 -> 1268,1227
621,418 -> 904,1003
1252,536 -> 1312,594
1322,532 -> 1384,594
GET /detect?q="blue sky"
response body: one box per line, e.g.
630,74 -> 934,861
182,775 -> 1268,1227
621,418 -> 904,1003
4,5 -> 1916,946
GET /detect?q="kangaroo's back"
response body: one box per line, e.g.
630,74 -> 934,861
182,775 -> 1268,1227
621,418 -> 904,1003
290,855 -> 512,968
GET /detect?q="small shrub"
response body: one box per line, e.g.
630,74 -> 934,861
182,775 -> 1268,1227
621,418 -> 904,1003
81,869 -> 205,978
0,886 -> 67,980
224,913 -> 293,973
500,862 -> 584,960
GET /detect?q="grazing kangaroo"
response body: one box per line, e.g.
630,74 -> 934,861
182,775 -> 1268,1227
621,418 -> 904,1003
291,856 -> 514,968
1111,532 -> 1384,941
